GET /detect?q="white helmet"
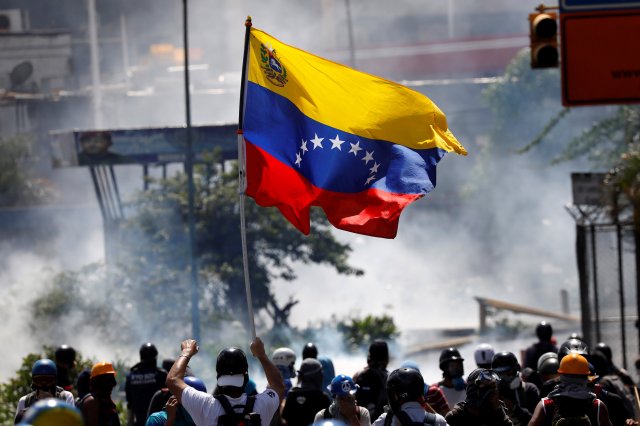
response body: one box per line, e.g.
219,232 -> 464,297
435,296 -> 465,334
272,347 -> 296,366
474,343 -> 495,368
272,347 -> 296,379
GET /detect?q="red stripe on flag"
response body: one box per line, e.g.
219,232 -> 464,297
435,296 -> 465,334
245,140 -> 421,239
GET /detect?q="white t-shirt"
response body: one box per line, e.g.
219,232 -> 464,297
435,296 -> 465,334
439,385 -> 466,408
181,386 -> 280,426
372,402 -> 449,426
15,390 -> 75,420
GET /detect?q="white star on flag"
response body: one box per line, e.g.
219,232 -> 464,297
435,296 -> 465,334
348,141 -> 362,156
300,139 -> 308,154
370,162 -> 380,174
295,152 -> 302,167
329,135 -> 345,150
361,151 -> 374,164
365,175 -> 376,185
310,133 -> 324,149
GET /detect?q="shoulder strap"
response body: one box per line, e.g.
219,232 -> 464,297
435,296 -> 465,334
395,409 -> 415,426
214,394 -> 237,417
243,395 -> 256,414
424,412 -> 437,425
384,411 -> 394,426
542,397 -> 554,416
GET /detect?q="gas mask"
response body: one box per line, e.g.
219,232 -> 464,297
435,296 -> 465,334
497,370 -> 521,391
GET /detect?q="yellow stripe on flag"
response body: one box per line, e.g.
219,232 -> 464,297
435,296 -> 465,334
247,28 -> 466,155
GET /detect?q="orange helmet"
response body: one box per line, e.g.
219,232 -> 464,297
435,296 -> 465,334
90,362 -> 117,379
557,353 -> 590,375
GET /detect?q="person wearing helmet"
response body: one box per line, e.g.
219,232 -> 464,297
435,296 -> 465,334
474,343 -> 495,370
540,338 -> 589,398
399,360 -> 449,417
319,356 -> 336,398
19,398 -> 84,426
77,361 -> 120,426
491,351 -> 539,425
528,353 -> 613,426
145,376 -> 207,426
54,345 -> 77,392
166,337 -> 285,426
589,351 -> 635,426
523,322 -> 558,370
126,343 -> 167,426
14,359 -> 75,424
372,368 -> 448,426
303,343 -> 319,360
353,340 -> 390,421
272,347 -> 297,397
436,347 -> 466,407
314,375 -> 371,425
282,358 -> 331,426
537,352 -> 559,386
595,342 -> 636,390
445,368 -> 512,426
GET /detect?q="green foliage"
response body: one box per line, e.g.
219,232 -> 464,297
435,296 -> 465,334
337,314 -> 399,350
0,346 -> 94,425
0,135 -> 54,206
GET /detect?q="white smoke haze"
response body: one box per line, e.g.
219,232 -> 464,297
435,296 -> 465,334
0,0 -> 612,388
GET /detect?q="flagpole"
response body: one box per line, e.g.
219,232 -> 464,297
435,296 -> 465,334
237,16 -> 256,339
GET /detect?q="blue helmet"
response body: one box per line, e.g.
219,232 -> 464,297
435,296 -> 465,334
328,374 -> 358,397
20,398 -> 83,426
183,376 -> 207,393
32,359 -> 57,377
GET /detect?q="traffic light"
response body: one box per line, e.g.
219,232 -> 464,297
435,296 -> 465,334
529,12 -> 559,68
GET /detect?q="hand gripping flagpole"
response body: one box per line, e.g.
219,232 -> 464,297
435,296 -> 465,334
237,16 -> 256,339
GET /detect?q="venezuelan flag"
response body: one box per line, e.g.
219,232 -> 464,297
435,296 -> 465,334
242,27 -> 466,239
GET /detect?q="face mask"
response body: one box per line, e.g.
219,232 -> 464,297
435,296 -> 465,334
452,376 -> 466,391
447,363 -> 464,379
509,375 -> 521,390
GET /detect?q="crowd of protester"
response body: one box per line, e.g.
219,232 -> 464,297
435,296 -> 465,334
13,321 -> 640,426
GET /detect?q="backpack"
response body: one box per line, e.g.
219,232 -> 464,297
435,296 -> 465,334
383,409 -> 437,426
355,367 -> 388,418
215,394 -> 262,426
542,397 -> 601,426
24,386 -> 65,409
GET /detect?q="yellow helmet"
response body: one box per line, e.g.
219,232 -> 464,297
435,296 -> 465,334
557,353 -> 590,375
90,361 -> 117,379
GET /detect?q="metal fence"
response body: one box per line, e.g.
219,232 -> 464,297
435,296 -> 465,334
578,223 -> 638,370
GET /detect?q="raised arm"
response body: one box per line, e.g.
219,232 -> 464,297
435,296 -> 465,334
166,339 -> 199,404
250,337 -> 285,400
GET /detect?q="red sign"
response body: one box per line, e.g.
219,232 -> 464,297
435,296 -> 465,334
561,10 -> 640,106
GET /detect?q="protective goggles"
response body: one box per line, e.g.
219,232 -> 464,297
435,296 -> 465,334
474,370 -> 500,386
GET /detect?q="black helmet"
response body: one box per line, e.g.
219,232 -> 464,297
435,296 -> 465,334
54,345 -> 76,365
216,347 -> 249,377
439,348 -> 464,370
568,332 -> 583,341
139,343 -> 158,361
386,368 -> 424,411
536,321 -> 553,341
302,342 -> 318,359
368,340 -> 389,365
466,368 -> 499,406
558,338 -> 589,362
491,351 -> 520,373
595,342 -> 612,364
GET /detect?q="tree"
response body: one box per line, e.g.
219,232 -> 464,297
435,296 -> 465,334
0,135 -> 55,207
30,155 -> 363,347
337,314 -> 399,351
